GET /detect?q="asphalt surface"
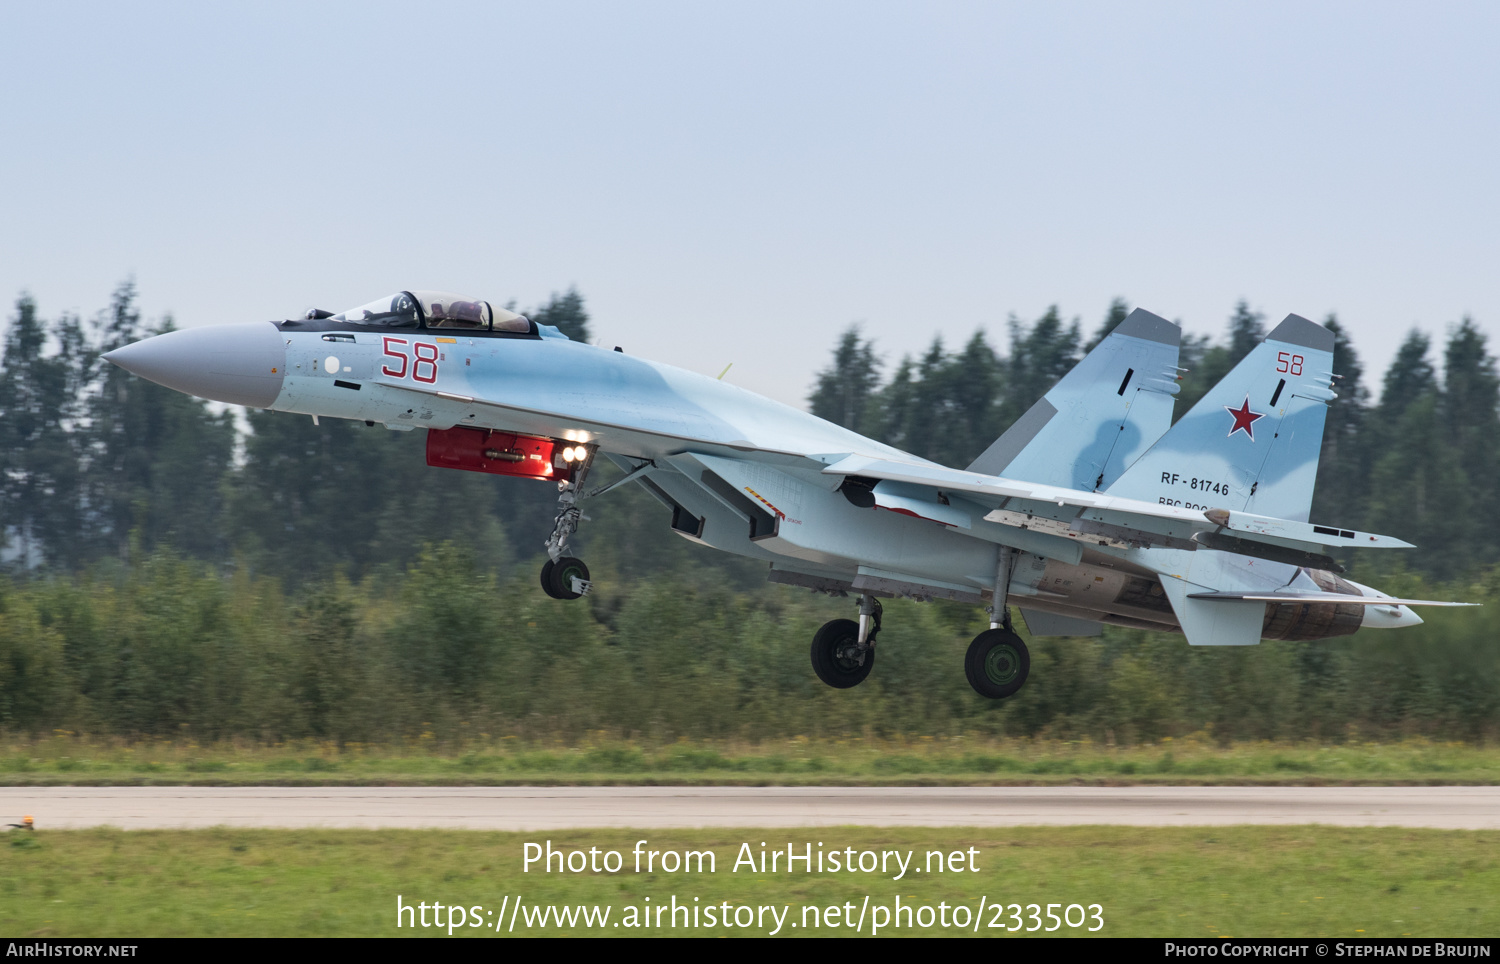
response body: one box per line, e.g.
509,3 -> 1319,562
0,786 -> 1495,831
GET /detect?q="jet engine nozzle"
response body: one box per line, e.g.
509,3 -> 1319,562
103,322 -> 287,408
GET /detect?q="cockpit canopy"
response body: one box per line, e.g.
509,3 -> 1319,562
330,291 -> 530,333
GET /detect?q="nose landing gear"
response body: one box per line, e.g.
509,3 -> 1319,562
537,449 -> 658,601
541,444 -> 595,600
541,556 -> 592,600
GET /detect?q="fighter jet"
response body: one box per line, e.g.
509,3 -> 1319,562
104,291 -> 1469,699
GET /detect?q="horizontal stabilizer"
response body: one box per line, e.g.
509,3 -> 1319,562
1188,591 -> 1477,607
822,455 -> 1416,565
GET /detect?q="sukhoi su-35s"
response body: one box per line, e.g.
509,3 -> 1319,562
105,291 -> 1469,699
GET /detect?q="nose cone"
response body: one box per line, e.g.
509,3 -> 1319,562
104,321 -> 286,408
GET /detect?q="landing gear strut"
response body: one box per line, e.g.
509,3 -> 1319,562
966,546 -> 1029,698
811,595 -> 881,689
541,444 -> 596,600
537,449 -> 659,600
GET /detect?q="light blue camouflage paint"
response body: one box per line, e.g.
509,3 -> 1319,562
1104,314 -> 1335,523
968,308 -> 1182,492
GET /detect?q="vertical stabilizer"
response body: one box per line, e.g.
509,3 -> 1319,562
967,308 -> 1181,491
1104,314 -> 1335,523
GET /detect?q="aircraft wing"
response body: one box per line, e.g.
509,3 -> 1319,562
820,453 -> 1414,564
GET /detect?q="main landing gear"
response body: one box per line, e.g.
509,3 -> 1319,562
811,595 -> 881,689
964,621 -> 1030,700
802,570 -> 1032,698
965,545 -> 1030,699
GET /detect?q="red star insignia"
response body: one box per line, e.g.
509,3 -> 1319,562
1225,397 -> 1265,439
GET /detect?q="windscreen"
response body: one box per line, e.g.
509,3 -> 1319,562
331,292 -> 421,328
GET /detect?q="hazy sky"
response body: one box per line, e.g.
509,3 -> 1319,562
4,2 -> 1498,407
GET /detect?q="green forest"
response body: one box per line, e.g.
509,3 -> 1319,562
0,284 -> 1496,744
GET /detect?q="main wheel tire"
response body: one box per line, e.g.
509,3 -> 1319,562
964,629 -> 1030,699
540,559 -> 561,598
546,556 -> 590,600
810,618 -> 875,689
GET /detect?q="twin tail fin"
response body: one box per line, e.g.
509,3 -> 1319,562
1104,314 -> 1335,523
966,308 -> 1181,491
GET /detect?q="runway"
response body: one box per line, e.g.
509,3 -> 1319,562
1,786 -> 1496,831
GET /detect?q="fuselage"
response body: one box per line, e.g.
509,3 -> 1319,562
103,308 -> 1420,640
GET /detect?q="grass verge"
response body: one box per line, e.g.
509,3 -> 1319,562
2,735 -> 1498,786
1,825 -> 1495,938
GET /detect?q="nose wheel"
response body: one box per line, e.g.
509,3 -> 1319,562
964,628 -> 1030,699
541,556 -> 592,600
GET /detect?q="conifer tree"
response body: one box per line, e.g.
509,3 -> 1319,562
1226,299 -> 1266,363
1004,306 -> 1080,425
1171,332 -> 1214,422
808,325 -> 881,433
227,410 -> 390,576
0,296 -> 82,569
945,330 -> 1004,464
866,355 -> 917,453
1440,318 -> 1500,564
1311,315 -> 1371,528
1174,301 -> 1264,419
905,336 -> 954,464
1364,330 -> 1463,574
1083,297 -> 1130,354
84,282 -> 236,562
1366,394 -> 1472,578
228,411 -> 510,579
1377,329 -> 1438,424
529,288 -> 591,342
